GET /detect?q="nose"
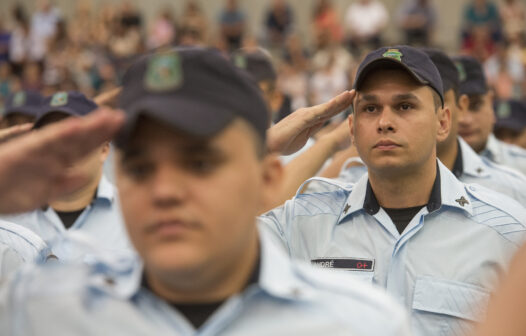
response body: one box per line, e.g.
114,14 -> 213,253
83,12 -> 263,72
457,108 -> 472,127
377,108 -> 396,134
150,163 -> 187,208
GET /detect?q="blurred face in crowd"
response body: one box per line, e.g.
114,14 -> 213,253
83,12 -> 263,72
38,112 -> 108,192
457,91 -> 495,153
351,68 -> 450,177
437,89 -> 460,153
116,116 -> 281,290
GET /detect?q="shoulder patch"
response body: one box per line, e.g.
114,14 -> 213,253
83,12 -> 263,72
293,189 -> 349,216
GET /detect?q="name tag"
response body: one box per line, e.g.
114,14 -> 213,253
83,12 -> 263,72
311,258 -> 374,271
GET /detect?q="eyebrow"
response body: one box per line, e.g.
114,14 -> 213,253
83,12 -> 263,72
120,141 -> 223,162
356,93 -> 422,106
355,94 -> 379,105
392,93 -> 421,103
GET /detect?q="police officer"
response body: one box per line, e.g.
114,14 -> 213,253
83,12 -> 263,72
0,91 -> 131,259
259,45 -> 526,336
454,56 -> 526,175
0,48 -> 410,335
331,49 -> 526,206
1,90 -> 43,128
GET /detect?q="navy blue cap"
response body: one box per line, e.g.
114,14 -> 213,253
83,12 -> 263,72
34,91 -> 98,128
3,90 -> 43,118
421,48 -> 459,94
494,100 -> 526,132
353,45 -> 444,107
116,47 -> 269,148
231,48 -> 277,83
452,56 -> 488,96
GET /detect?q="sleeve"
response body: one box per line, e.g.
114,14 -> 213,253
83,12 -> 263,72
0,245 -> 24,280
257,201 -> 295,255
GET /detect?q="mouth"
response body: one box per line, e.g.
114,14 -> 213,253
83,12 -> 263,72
373,139 -> 401,150
146,219 -> 196,237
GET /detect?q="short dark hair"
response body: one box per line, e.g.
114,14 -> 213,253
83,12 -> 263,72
467,94 -> 485,111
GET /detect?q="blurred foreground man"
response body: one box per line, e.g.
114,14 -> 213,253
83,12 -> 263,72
260,46 -> 526,336
0,92 -> 130,258
0,48 -> 410,335
454,56 -> 526,175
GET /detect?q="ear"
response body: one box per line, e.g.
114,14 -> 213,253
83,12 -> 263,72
458,94 -> 469,112
436,105 -> 451,143
259,154 -> 284,213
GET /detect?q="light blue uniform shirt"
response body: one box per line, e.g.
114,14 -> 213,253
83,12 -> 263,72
324,137 -> 526,205
259,162 -> 526,336
0,220 -> 50,278
0,228 -> 411,336
0,176 -> 132,259
480,133 -> 526,175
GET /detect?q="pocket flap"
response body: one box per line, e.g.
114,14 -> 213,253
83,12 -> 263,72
412,276 -> 490,322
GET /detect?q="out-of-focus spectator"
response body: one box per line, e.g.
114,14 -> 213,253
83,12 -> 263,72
278,35 -> 310,110
309,51 -> 348,123
264,0 -> 294,48
344,0 -> 388,55
0,18 -> 10,64
179,0 -> 208,46
8,5 -> 31,76
312,0 -> 343,45
147,8 -> 176,50
485,42 -> 524,99
397,0 -> 437,46
21,62 -> 42,92
219,0 -> 245,52
462,0 -> 501,57
29,0 -> 61,62
0,63 -> 14,101
282,34 -> 310,72
499,0 -> 525,42
119,1 -> 142,30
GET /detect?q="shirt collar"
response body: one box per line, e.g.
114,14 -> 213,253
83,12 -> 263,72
94,175 -> 116,205
452,140 -> 464,178
338,160 -> 472,224
458,137 -> 491,178
481,133 -> 502,163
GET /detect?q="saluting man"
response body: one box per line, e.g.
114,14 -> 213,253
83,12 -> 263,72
260,45 -> 526,336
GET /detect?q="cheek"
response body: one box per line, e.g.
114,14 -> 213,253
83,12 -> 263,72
116,178 -> 149,250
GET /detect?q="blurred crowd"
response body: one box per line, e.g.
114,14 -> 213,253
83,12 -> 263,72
0,0 -> 525,119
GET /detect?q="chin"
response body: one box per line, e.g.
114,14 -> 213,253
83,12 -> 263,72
145,244 -> 209,275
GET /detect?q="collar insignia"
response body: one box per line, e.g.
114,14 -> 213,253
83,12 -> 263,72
455,196 -> 469,207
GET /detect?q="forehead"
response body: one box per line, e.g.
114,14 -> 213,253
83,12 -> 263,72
358,68 -> 423,94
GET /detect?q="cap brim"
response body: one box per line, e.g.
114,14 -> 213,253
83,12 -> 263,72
354,58 -> 429,91
33,109 -> 78,129
115,95 -> 236,148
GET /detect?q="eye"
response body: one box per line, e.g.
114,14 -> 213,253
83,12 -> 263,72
123,162 -> 154,181
185,157 -> 217,175
362,105 -> 377,113
398,103 -> 413,111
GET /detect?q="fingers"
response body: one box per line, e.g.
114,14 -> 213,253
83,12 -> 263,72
310,90 -> 355,123
0,123 -> 33,143
93,87 -> 122,106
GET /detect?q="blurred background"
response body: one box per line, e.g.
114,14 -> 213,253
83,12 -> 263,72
0,0 -> 524,111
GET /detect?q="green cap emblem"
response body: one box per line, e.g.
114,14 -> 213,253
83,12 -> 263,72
13,92 -> 26,107
455,62 -> 467,82
145,52 -> 183,91
234,54 -> 247,69
50,92 -> 68,107
382,49 -> 403,62
497,102 -> 511,119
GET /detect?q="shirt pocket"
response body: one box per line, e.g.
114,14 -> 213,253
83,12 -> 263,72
412,276 -> 490,336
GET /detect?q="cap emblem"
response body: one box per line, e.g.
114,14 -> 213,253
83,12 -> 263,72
234,54 -> 247,69
497,102 -> 511,119
13,92 -> 26,107
145,52 -> 182,92
455,62 -> 467,82
50,92 -> 68,107
382,49 -> 403,62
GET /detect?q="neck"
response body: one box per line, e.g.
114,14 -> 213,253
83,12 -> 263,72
146,226 -> 260,303
50,171 -> 102,212
437,138 -> 459,171
369,158 -> 437,209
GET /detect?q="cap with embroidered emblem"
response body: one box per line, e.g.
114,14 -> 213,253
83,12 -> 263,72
34,91 -> 98,129
353,45 -> 444,107
3,90 -> 43,118
116,47 -> 269,148
494,100 -> 526,132
452,56 -> 488,95
231,48 -> 277,83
